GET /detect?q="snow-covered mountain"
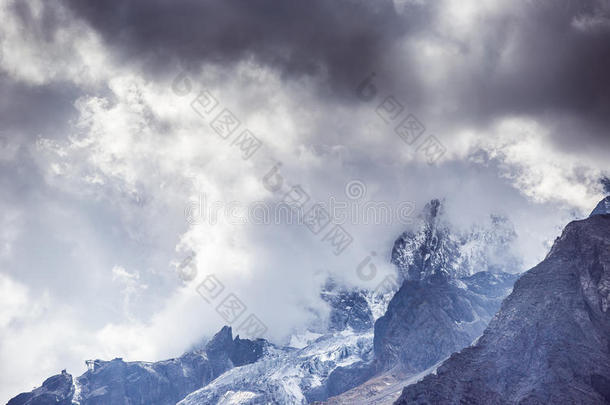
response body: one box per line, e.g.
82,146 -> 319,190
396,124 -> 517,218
177,281 -> 381,404
7,199 -> 523,405
177,330 -> 375,404
392,199 -> 521,281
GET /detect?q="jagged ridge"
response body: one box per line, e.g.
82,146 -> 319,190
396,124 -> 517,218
7,326 -> 266,405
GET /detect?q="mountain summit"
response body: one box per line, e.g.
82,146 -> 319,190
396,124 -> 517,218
590,196 -> 610,217
391,199 -> 520,282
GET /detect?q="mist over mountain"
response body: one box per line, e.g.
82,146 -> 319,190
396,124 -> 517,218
392,199 -> 522,282
8,199 -> 525,404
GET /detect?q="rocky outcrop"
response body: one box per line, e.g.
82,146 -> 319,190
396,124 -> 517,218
321,281 -> 374,333
591,195 -> 610,217
391,199 -> 461,281
322,360 -> 377,399
204,325 -> 266,371
172,281 -> 379,405
396,212 -> 610,404
315,270 -> 517,405
312,200 -> 520,404
7,371 -> 73,405
74,354 -> 211,405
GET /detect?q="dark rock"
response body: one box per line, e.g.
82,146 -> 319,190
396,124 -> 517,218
204,325 -> 235,376
590,195 -> 610,217
230,335 -> 267,367
391,199 -> 461,281
7,370 -> 73,405
74,354 -> 213,405
205,325 -> 267,368
305,361 -> 376,403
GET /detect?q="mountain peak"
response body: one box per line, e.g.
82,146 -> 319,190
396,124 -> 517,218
589,196 -> 610,217
425,198 -> 442,220
391,199 -> 520,282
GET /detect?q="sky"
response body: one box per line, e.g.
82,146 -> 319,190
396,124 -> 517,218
0,0 -> 609,399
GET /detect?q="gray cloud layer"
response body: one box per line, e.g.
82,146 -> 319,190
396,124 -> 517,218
52,0 -> 610,150
62,0 -> 419,97
5,0 -> 609,157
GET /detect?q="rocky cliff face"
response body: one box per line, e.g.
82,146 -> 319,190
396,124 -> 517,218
374,271 -> 517,373
7,326 -> 266,405
316,200 -> 521,405
396,212 -> 610,404
391,199 -> 461,281
376,199 -> 519,373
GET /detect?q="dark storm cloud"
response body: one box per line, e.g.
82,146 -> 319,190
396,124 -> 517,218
7,0 -> 605,150
364,0 -> 610,155
468,0 -> 610,147
58,0 -> 610,151
62,0 -> 435,98
0,1 -> 84,143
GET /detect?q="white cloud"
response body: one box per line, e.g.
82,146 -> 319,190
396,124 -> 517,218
471,117 -> 604,211
0,274 -> 86,400
0,0 -> 111,86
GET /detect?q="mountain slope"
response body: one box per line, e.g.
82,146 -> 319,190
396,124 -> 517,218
174,199 -> 521,404
396,213 -> 610,404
